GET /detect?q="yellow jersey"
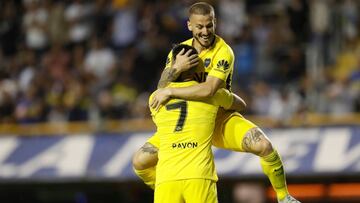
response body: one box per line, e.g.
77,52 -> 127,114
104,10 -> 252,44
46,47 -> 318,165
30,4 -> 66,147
149,81 -> 233,185
165,35 -> 234,90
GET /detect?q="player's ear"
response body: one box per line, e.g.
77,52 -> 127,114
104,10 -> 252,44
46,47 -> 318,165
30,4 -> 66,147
187,20 -> 192,31
213,17 -> 217,29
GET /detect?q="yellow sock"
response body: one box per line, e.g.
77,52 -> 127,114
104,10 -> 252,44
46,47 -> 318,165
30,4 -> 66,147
133,167 -> 156,190
260,150 -> 289,200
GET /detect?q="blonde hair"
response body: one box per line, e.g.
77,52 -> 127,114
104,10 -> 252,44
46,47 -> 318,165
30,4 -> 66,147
188,2 -> 215,17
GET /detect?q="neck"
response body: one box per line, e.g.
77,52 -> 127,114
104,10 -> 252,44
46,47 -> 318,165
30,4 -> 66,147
193,43 -> 205,53
192,36 -> 215,53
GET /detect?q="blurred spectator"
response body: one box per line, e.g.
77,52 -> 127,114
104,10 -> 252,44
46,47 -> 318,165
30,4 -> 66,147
0,1 -> 21,57
64,77 -> 89,121
0,0 -> 358,126
92,0 -> 113,39
286,0 -> 309,42
232,25 -> 256,87
218,0 -> 247,43
0,71 -> 17,122
84,36 -> 116,86
47,1 -> 68,45
322,74 -> 356,115
111,0 -> 137,49
309,0 -> 331,64
18,50 -> 36,93
250,80 -> 277,116
65,0 -> 93,45
23,0 -> 49,52
340,0 -> 359,41
268,86 -> 301,124
273,44 -> 306,84
310,0 -> 330,31
249,13 -> 273,80
157,1 -> 190,43
129,92 -> 150,118
15,83 -> 46,123
42,43 -> 70,82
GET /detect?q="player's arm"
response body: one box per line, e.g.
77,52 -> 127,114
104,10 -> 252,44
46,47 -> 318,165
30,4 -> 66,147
151,75 -> 222,110
157,49 -> 199,88
151,46 -> 233,110
229,93 -> 247,111
211,88 -> 246,112
171,75 -> 222,99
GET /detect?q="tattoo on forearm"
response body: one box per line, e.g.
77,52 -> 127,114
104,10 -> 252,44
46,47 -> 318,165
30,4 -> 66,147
242,128 -> 263,151
157,68 -> 179,88
141,143 -> 159,154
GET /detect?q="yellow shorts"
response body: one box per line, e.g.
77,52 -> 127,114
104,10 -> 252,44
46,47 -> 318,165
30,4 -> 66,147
154,179 -> 218,203
147,111 -> 257,152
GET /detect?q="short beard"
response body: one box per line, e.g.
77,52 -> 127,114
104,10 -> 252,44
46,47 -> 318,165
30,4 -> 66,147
194,34 -> 214,48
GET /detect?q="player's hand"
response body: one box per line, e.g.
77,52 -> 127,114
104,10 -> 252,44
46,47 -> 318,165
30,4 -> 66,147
172,48 -> 199,72
150,88 -> 172,111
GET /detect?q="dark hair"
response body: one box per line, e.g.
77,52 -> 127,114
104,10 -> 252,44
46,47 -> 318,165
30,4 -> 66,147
188,2 -> 215,17
171,44 -> 198,82
172,44 -> 197,61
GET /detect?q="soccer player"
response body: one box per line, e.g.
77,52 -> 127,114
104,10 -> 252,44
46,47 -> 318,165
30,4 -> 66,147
133,2 -> 300,203
149,44 -> 246,203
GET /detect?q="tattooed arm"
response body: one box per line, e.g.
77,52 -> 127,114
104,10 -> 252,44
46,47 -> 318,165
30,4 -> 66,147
132,142 -> 159,170
157,49 -> 199,88
140,142 -> 159,155
157,67 -> 182,88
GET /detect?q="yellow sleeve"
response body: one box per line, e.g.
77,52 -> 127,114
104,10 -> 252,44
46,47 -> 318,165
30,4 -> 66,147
209,88 -> 233,109
148,92 -> 156,116
208,46 -> 234,81
164,50 -> 173,70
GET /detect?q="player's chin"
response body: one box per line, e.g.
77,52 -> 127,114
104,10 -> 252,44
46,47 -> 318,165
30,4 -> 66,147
200,36 -> 214,47
199,39 -> 212,47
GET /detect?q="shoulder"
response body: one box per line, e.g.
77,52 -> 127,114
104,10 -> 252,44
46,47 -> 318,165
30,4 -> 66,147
213,39 -> 234,63
181,38 -> 193,46
214,36 -> 234,57
148,91 -> 157,110
218,37 -> 234,54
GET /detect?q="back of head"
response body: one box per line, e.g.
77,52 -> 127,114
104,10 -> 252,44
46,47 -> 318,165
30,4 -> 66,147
188,2 -> 215,17
172,44 -> 198,82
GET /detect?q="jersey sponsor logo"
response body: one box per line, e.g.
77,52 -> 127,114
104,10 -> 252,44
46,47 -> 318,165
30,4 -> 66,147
204,58 -> 211,68
216,60 -> 230,72
193,72 -> 208,83
172,142 -> 198,149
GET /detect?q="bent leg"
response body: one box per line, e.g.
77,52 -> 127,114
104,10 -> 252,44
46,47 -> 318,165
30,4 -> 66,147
133,142 -> 159,170
132,142 -> 159,189
241,128 -> 289,201
241,127 -> 273,156
212,113 -> 290,201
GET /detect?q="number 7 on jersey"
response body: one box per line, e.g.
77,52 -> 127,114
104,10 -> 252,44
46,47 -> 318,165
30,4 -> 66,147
165,101 -> 188,132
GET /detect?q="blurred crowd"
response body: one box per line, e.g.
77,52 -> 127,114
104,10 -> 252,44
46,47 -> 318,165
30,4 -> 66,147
0,0 -> 359,125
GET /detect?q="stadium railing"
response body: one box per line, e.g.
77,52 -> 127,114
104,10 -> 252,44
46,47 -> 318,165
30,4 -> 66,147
0,113 -> 359,135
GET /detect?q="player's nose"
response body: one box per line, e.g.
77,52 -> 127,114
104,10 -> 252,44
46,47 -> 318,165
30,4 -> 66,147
201,27 -> 209,35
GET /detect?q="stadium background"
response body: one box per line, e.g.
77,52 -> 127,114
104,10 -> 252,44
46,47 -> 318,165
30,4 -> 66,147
0,0 -> 359,202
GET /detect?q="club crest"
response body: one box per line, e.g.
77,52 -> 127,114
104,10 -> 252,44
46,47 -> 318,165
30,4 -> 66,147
204,58 -> 211,68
